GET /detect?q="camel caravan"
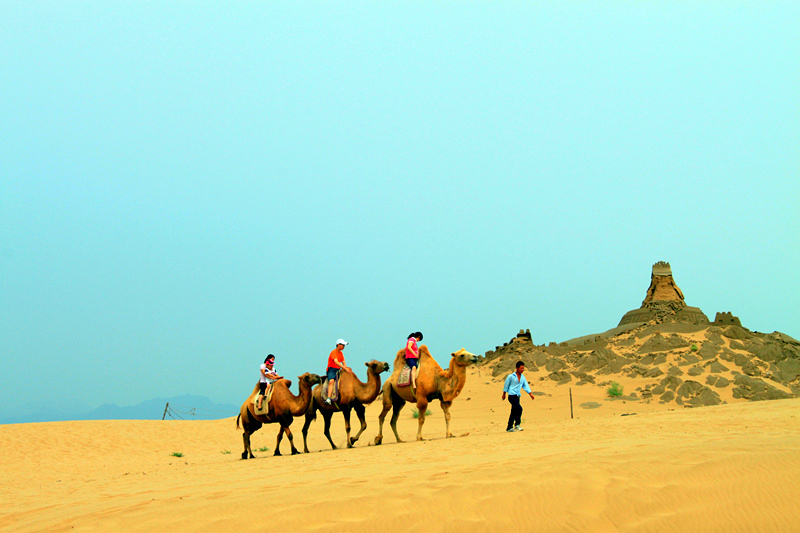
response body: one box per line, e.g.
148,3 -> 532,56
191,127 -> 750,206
236,343 -> 478,459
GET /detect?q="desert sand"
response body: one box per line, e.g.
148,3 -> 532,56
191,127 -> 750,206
2,356 -> 800,533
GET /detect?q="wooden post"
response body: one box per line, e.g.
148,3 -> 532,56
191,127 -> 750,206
162,402 -> 169,420
569,389 -> 573,419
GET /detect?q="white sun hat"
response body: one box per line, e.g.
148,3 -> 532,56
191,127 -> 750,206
336,338 -> 349,346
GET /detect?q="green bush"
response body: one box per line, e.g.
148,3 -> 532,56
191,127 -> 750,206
412,408 -> 432,418
607,382 -> 624,398
171,452 -> 183,457
690,344 -> 698,352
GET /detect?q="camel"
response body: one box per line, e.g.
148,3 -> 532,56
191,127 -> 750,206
302,360 -> 390,452
236,372 -> 321,459
373,345 -> 478,444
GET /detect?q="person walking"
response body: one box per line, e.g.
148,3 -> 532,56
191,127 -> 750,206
325,339 -> 354,405
502,360 -> 535,432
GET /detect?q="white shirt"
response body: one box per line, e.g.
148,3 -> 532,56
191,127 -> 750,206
260,364 -> 278,384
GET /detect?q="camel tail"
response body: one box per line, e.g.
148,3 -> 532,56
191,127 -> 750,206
236,413 -> 241,430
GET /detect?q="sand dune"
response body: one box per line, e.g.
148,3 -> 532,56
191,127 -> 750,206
2,368 -> 799,532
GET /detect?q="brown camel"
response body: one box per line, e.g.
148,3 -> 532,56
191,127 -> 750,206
236,372 -> 321,459
373,345 -> 478,444
302,360 -> 389,452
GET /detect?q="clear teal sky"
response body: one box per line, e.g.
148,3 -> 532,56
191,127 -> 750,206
2,2 -> 798,419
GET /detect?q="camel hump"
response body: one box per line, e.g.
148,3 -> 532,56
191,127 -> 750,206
392,348 -> 406,371
418,344 -> 431,357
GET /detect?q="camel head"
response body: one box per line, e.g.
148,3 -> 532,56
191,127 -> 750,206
451,348 -> 479,366
365,360 -> 390,374
299,372 -> 323,388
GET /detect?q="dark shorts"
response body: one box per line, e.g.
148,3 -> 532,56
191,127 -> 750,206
326,368 -> 339,381
406,357 -> 418,368
259,382 -> 267,394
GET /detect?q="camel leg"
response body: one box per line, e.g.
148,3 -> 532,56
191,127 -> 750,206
322,410 -> 337,450
240,411 -> 259,459
274,426 -> 284,456
242,430 -> 253,460
301,409 -> 315,454
342,406 -> 354,448
415,398 -> 429,441
390,389 -> 407,443
284,425 -> 300,455
350,403 -> 367,446
373,386 -> 393,446
441,400 -> 455,438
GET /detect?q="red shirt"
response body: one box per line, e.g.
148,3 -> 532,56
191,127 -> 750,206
405,338 -> 419,359
327,349 -> 344,371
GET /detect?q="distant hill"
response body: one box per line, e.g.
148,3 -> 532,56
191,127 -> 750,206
483,323 -> 800,407
0,395 -> 239,425
480,261 -> 799,409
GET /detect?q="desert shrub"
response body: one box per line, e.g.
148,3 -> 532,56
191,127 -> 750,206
257,446 -> 269,452
171,452 -> 183,457
412,408 -> 432,418
691,344 -> 699,352
607,381 -> 624,398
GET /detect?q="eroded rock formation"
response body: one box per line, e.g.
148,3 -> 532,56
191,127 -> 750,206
482,260 -> 798,408
619,261 -> 710,326
643,261 -> 685,305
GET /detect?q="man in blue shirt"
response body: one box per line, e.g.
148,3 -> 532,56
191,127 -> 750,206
502,361 -> 535,432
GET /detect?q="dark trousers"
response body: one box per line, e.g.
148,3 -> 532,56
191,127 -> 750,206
507,395 -> 522,430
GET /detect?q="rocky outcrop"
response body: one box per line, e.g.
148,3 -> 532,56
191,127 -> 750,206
619,262 -> 710,326
642,261 -> 685,304
483,320 -> 798,408
713,312 -> 742,327
732,375 -> 794,401
637,333 -> 691,353
482,260 -> 798,409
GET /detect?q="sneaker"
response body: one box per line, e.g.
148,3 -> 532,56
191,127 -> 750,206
506,427 -> 515,433
515,425 -> 524,431
324,398 -> 332,405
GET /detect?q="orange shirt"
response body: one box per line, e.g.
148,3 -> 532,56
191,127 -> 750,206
327,349 -> 344,371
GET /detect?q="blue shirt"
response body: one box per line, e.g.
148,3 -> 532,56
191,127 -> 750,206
503,372 -> 532,396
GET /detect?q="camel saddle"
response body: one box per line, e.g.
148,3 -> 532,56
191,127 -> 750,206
397,364 -> 412,387
321,372 -> 340,403
252,383 -> 275,416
